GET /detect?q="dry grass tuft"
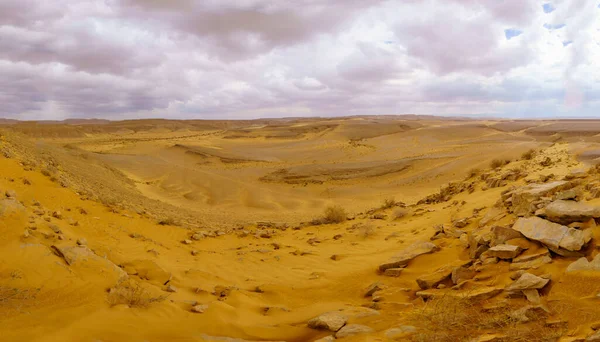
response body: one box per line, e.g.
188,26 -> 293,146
521,149 -> 535,160
408,295 -> 562,342
107,281 -> 167,308
490,159 -> 510,169
393,208 -> 409,220
311,205 -> 347,225
381,197 -> 398,209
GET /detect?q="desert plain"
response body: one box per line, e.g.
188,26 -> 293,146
3,116 -> 600,341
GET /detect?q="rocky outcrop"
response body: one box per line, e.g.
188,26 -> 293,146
505,181 -> 572,216
487,244 -> 522,259
378,242 -> 439,272
512,217 -> 590,252
543,200 -> 600,225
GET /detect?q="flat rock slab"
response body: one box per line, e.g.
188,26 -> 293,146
509,255 -> 552,271
416,287 -> 502,302
505,273 -> 549,291
567,255 -> 600,272
487,244 -> 522,259
544,200 -> 600,225
512,217 -> 589,251
379,242 -> 439,272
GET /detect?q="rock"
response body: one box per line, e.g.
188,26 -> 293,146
76,238 -> 87,246
166,285 -> 178,293
182,239 -> 193,245
509,255 -> 552,271
384,268 -> 404,277
555,188 -> 582,201
52,211 -> 62,219
451,266 -> 477,285
191,233 -> 205,240
335,324 -> 373,339
416,265 -> 458,290
505,273 -> 549,292
510,270 -> 526,280
453,218 -> 470,228
385,326 -> 417,340
587,330 -> 600,341
544,200 -> 600,225
490,226 -> 523,246
4,190 -> 16,198
308,312 -> 348,332
191,304 -> 208,313
364,282 -> 385,297
479,206 -> 506,227
487,244 -> 522,259
378,242 -> 439,272
313,336 -> 335,342
512,246 -> 550,263
512,217 -> 589,251
509,181 -> 572,216
482,257 -> 498,265
416,287 -> 502,302
567,255 -> 600,272
522,289 -> 541,304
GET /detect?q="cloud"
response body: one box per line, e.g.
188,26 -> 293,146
0,0 -> 599,120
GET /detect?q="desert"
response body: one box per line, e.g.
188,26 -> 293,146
3,117 -> 600,341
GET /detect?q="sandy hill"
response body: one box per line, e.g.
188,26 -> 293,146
2,118 -> 600,341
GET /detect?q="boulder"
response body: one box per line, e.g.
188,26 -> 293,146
487,244 -> 522,259
544,200 -> 600,225
512,217 -> 589,251
509,181 -> 572,216
308,312 -> 347,332
335,324 -> 374,338
505,273 -> 549,292
378,242 -> 439,272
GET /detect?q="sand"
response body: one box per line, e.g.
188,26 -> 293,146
1,117 -> 600,341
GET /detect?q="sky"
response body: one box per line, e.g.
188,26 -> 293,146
0,0 -> 599,120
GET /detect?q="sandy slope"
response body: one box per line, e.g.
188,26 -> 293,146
2,118 -> 600,341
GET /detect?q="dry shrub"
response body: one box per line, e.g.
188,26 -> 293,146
409,295 -> 562,342
381,197 -> 398,209
490,159 -> 510,169
314,205 -> 346,224
467,168 -> 481,179
107,281 -> 167,308
393,208 -> 408,220
521,149 -> 535,160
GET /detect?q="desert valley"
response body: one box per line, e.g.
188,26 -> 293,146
2,117 -> 600,341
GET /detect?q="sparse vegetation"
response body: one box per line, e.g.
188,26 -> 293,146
409,295 -> 562,342
521,149 -> 535,160
312,205 -> 347,225
393,208 -> 408,220
381,197 -> 398,209
490,158 -> 510,169
107,281 -> 167,308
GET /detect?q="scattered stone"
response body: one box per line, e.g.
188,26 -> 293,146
76,238 -> 87,246
490,226 -> 524,246
416,264 -> 459,290
166,285 -> 178,293
417,287 -> 502,302
49,224 -> 62,234
522,289 -> 541,304
587,330 -> 600,341
191,233 -> 205,240
52,211 -> 62,219
505,273 -> 549,292
510,270 -> 526,280
384,268 -> 404,277
313,336 -> 335,342
451,266 -> 476,284
379,242 -> 439,272
335,324 -> 374,339
509,255 -> 552,271
544,200 -> 600,225
512,217 -> 590,251
567,255 -> 600,272
191,250 -> 199,256
4,190 -> 16,198
182,239 -> 193,245
191,304 -> 208,313
364,282 -> 385,297
487,244 -> 522,259
308,312 -> 348,332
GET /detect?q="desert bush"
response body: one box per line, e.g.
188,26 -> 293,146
320,205 -> 347,224
490,159 -> 510,169
393,208 -> 408,220
521,149 -> 535,160
467,168 -> 481,179
381,197 -> 397,209
107,281 -> 167,308
409,295 -> 562,342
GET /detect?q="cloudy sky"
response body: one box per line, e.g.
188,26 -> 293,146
1,0 -> 599,120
